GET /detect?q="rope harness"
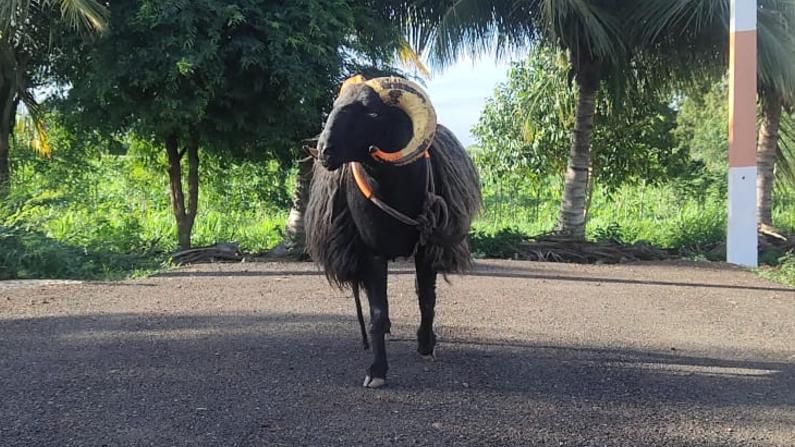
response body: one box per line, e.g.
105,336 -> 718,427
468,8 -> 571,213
349,150 -> 449,247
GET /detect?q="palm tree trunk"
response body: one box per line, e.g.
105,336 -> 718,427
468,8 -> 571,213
285,156 -> 314,250
557,66 -> 599,240
186,136 -> 199,240
1,43 -> 26,198
756,92 -> 783,228
166,134 -> 199,250
0,67 -> 15,197
584,158 -> 595,226
0,107 -> 11,197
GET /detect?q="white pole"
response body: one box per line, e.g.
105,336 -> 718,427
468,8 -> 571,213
727,0 -> 758,267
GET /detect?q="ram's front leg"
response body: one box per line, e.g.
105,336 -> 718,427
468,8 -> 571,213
362,255 -> 389,388
415,247 -> 437,359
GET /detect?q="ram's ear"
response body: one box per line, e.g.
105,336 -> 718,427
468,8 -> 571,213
339,74 -> 368,98
304,146 -> 319,158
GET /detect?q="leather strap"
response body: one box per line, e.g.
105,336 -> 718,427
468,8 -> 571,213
349,151 -> 431,227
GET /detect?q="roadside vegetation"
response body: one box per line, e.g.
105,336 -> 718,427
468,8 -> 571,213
1,1 -> 793,287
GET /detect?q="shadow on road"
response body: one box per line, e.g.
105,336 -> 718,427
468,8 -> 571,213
155,263 -> 795,293
1,312 -> 793,446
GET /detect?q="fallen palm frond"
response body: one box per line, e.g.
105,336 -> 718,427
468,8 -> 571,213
171,243 -> 245,265
514,235 -> 675,264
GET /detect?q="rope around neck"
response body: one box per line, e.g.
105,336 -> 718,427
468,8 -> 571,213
349,154 -> 449,246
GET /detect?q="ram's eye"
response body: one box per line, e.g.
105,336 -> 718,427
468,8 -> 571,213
368,112 -> 379,119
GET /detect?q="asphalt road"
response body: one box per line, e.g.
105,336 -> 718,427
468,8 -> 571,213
1,260 -> 793,446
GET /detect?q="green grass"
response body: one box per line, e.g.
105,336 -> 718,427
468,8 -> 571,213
3,131 -> 794,282
475,180 -> 738,254
1,137 -> 289,280
474,176 -> 794,268
759,254 -> 795,287
0,224 -> 168,280
0,204 -> 285,280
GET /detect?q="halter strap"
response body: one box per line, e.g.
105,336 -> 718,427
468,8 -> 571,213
349,151 -> 432,227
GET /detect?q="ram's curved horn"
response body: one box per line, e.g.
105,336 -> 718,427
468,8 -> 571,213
339,74 -> 367,97
364,77 -> 437,165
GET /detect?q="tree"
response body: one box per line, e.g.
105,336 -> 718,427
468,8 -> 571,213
636,0 -> 795,228
0,0 -> 107,196
674,80 -> 730,174
60,0 -> 396,250
756,1 -> 795,227
390,1 -> 657,239
281,155 -> 315,255
474,45 -> 684,212
394,0 -> 795,237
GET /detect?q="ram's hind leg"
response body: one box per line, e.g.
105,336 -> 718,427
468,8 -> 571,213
362,255 -> 389,388
415,248 -> 438,359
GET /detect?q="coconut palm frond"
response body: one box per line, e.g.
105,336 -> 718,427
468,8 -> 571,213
777,112 -> 795,191
635,0 -> 795,98
1,0 -> 108,34
630,0 -> 728,91
544,0 -> 627,63
423,0 -> 531,69
58,0 -> 108,33
396,37 -> 431,79
19,89 -> 51,157
758,0 -> 795,102
632,0 -> 729,46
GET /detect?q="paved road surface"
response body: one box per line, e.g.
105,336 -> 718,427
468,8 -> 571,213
1,260 -> 793,446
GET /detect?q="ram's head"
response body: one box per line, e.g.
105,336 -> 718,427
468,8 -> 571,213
316,76 -> 437,170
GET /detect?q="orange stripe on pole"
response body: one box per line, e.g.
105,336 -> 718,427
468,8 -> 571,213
728,30 -> 757,168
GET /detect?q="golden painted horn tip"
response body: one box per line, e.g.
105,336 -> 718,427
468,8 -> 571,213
367,76 -> 427,93
339,74 -> 368,97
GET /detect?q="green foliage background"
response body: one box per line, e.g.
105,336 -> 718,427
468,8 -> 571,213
2,26 -> 795,286
468,47 -> 795,285
1,118 -> 289,279
473,47 -> 691,192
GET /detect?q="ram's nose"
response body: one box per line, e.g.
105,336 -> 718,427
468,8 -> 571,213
317,141 -> 339,170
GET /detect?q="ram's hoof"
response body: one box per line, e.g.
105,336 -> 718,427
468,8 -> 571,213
363,375 -> 387,389
419,350 -> 436,361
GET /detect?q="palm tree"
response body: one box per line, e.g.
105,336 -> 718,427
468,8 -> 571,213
0,0 -> 107,196
394,0 -> 795,237
636,0 -> 795,229
284,155 -> 314,252
394,0 -> 642,239
757,92 -> 791,229
756,2 -> 795,228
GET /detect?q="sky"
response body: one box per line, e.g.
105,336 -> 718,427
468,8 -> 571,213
423,55 -> 516,148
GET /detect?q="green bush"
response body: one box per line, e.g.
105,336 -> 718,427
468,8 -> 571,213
0,224 -> 165,280
590,222 -> 626,244
2,128 -> 289,279
469,227 -> 528,259
760,253 -> 795,287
